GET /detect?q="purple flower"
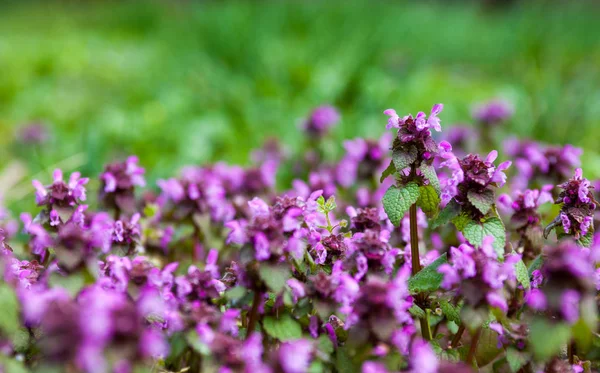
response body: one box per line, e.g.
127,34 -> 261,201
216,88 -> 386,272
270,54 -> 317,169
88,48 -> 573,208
525,289 -> 547,310
278,339 -> 313,373
220,309 -> 241,336
439,239 -> 515,311
287,278 -> 306,302
552,168 -> 597,239
384,104 -> 445,178
225,220 -> 248,245
362,362 -> 389,373
536,241 -> 595,323
32,169 -> 89,209
498,186 -> 553,260
303,105 -> 340,137
560,290 -> 580,324
472,99 -> 514,125
99,156 -> 145,214
505,139 -> 582,190
242,333 -> 268,371
16,122 -> 51,144
21,213 -> 53,258
409,339 -> 438,373
385,104 -> 443,133
386,265 -> 413,324
439,150 -> 511,217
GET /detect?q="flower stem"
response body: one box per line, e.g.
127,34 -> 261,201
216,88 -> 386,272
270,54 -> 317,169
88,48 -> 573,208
409,203 -> 421,276
247,290 -> 262,338
420,310 -> 432,341
568,340 -> 576,364
466,327 -> 482,367
410,202 -> 431,340
450,324 -> 465,348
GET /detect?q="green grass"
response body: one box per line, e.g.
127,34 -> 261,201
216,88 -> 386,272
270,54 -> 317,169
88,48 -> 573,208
1,0 -> 600,209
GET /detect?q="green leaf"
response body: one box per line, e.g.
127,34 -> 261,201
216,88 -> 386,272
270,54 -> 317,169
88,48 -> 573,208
259,264 -> 291,293
317,334 -> 334,355
49,272 -> 85,297
529,318 -> 571,360
467,189 -> 495,215
505,348 -> 528,372
408,253 -> 448,294
392,145 -> 417,171
572,318 -> 593,353
474,328 -> 504,368
431,200 -> 461,229
0,283 -> 20,341
336,346 -> 358,373
577,224 -> 594,247
431,341 -> 460,362
451,213 -> 472,232
143,203 -> 159,218
382,182 -> 420,226
380,160 -> 396,183
462,217 -> 506,257
0,355 -> 29,373
262,314 -> 302,341
514,257 -> 530,290
460,307 -> 489,331
308,361 -> 325,373
528,255 -> 543,277
417,185 -> 440,218
419,163 -> 441,193
409,304 -> 426,318
439,300 -> 461,324
325,196 -> 337,211
225,286 -> 248,301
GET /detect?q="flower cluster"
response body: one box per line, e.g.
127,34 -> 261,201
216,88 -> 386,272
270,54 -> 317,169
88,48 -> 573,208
100,156 -> 146,216
551,168 -> 597,240
438,237 -> 519,312
472,99 -> 514,126
504,138 -> 582,191
439,149 -> 511,216
527,240 -> 596,324
384,104 -> 444,173
302,105 -> 341,138
498,186 -> 553,260
0,103 -> 598,373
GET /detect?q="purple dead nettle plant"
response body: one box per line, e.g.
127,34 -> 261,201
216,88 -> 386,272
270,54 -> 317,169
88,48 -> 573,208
2,103 -> 600,373
380,104 -> 451,344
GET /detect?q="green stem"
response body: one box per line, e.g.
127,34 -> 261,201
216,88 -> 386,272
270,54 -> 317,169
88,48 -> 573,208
420,310 -> 432,341
325,211 -> 333,232
450,324 -> 465,348
409,203 -> 421,275
467,327 -> 482,367
246,291 -> 262,338
568,340 -> 575,364
410,202 -> 431,340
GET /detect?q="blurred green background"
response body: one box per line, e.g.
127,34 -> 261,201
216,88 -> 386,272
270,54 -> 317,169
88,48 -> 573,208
1,0 -> 600,209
